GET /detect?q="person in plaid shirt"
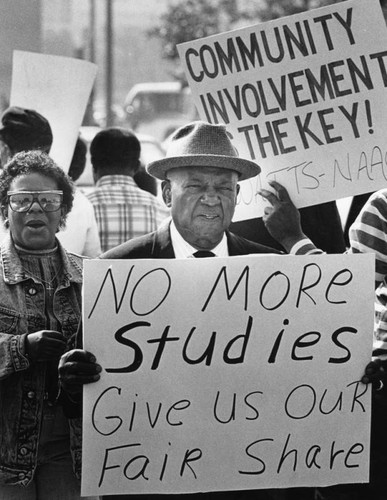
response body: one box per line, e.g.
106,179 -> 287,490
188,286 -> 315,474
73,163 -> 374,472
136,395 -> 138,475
86,127 -> 169,252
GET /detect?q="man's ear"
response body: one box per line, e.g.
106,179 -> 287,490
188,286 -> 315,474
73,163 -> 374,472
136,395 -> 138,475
162,180 -> 172,207
91,162 -> 99,184
1,205 -> 8,225
133,159 -> 141,175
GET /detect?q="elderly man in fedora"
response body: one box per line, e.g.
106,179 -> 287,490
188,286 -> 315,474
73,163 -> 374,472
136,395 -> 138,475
59,121 -> 298,500
98,120 -> 279,260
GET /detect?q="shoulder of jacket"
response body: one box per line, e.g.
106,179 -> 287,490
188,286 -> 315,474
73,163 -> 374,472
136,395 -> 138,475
100,231 -> 157,260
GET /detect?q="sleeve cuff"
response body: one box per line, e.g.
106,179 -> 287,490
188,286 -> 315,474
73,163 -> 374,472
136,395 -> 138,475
289,238 -> 316,255
11,334 -> 30,371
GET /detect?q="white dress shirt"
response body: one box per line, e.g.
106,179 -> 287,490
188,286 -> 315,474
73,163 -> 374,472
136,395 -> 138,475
170,221 -> 228,258
57,189 -> 102,257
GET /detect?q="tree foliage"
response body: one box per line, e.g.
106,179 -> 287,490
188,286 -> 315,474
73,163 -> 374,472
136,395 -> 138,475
254,0 -> 343,22
149,0 -> 345,63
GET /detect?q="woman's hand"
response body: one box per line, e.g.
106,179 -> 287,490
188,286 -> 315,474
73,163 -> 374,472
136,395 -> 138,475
25,330 -> 67,361
58,349 -> 101,395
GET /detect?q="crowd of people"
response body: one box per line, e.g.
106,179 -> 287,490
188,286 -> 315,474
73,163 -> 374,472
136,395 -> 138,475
0,103 -> 386,500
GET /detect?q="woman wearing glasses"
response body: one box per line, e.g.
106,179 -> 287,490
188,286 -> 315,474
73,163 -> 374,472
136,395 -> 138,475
0,150 -> 98,499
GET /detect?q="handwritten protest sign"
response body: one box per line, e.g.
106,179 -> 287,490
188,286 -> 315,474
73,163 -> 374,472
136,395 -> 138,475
82,254 -> 374,496
178,0 -> 387,220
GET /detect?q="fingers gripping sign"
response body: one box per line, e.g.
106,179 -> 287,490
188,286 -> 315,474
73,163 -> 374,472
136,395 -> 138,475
59,349 -> 102,395
361,359 -> 387,394
25,330 -> 67,362
258,181 -> 306,252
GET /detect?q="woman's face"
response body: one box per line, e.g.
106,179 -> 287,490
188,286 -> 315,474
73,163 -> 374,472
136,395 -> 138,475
6,172 -> 64,250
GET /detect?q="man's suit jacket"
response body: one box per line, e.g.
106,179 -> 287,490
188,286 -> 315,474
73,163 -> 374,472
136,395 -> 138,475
99,220 -> 281,260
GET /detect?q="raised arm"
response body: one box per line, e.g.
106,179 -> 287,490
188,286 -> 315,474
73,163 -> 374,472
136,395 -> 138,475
258,180 -> 317,253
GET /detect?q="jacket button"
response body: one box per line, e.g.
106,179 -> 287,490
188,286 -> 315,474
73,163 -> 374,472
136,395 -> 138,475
27,391 -> 35,399
28,288 -> 37,295
19,447 -> 28,456
18,472 -> 26,480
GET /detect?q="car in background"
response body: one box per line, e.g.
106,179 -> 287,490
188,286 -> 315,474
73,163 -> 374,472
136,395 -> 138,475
76,126 -> 166,199
123,81 -> 198,142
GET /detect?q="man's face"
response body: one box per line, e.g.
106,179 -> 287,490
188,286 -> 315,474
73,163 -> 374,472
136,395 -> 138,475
162,166 -> 240,250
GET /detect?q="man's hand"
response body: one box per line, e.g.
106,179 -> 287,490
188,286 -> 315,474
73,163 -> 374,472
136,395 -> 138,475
361,359 -> 387,393
25,330 -> 67,362
258,180 -> 306,252
58,349 -> 101,395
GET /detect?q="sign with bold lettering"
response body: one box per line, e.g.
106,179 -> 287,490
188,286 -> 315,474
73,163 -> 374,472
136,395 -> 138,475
178,0 -> 387,220
82,254 -> 374,496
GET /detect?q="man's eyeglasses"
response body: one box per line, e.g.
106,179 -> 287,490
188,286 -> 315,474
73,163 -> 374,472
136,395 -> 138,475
7,190 -> 63,213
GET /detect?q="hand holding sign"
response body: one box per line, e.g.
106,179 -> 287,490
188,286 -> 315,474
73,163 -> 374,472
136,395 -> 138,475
361,359 -> 387,393
59,349 -> 101,395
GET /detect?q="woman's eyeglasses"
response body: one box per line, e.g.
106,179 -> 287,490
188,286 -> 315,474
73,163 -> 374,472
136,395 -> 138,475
7,190 -> 63,213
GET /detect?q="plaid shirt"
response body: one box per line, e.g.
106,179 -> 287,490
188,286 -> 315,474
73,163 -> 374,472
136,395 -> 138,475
86,175 -> 169,252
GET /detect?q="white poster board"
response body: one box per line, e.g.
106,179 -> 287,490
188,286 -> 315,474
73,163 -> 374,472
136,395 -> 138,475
10,51 -> 97,172
178,0 -> 387,220
82,254 -> 374,496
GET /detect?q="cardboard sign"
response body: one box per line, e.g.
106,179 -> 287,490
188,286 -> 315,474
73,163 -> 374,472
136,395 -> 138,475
178,0 -> 387,220
10,51 -> 97,172
82,254 -> 374,496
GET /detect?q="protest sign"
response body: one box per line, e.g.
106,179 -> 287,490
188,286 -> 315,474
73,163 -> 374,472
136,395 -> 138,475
82,254 -> 374,496
10,51 -> 97,172
178,0 -> 387,220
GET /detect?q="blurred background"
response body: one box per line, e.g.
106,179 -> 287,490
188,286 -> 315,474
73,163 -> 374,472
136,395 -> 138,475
0,0 -> 357,138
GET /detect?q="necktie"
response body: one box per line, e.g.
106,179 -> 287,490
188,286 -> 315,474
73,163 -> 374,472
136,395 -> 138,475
193,250 -> 215,258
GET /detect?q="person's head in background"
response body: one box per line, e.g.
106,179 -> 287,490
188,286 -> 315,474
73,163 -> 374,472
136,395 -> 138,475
0,106 -> 53,168
133,164 -> 158,197
67,136 -> 87,182
90,127 -> 140,183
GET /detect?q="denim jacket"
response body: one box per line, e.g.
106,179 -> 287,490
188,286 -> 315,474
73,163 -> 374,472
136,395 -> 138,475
0,235 -> 84,486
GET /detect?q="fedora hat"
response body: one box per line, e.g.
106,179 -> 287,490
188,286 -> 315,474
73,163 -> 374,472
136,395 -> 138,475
147,121 -> 260,181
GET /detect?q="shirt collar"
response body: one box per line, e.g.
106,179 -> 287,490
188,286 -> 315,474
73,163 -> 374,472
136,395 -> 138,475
170,220 -> 228,259
96,175 -> 136,187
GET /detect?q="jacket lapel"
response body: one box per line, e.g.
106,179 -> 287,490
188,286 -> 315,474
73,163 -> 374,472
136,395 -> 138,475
227,231 -> 243,256
152,220 -> 175,258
